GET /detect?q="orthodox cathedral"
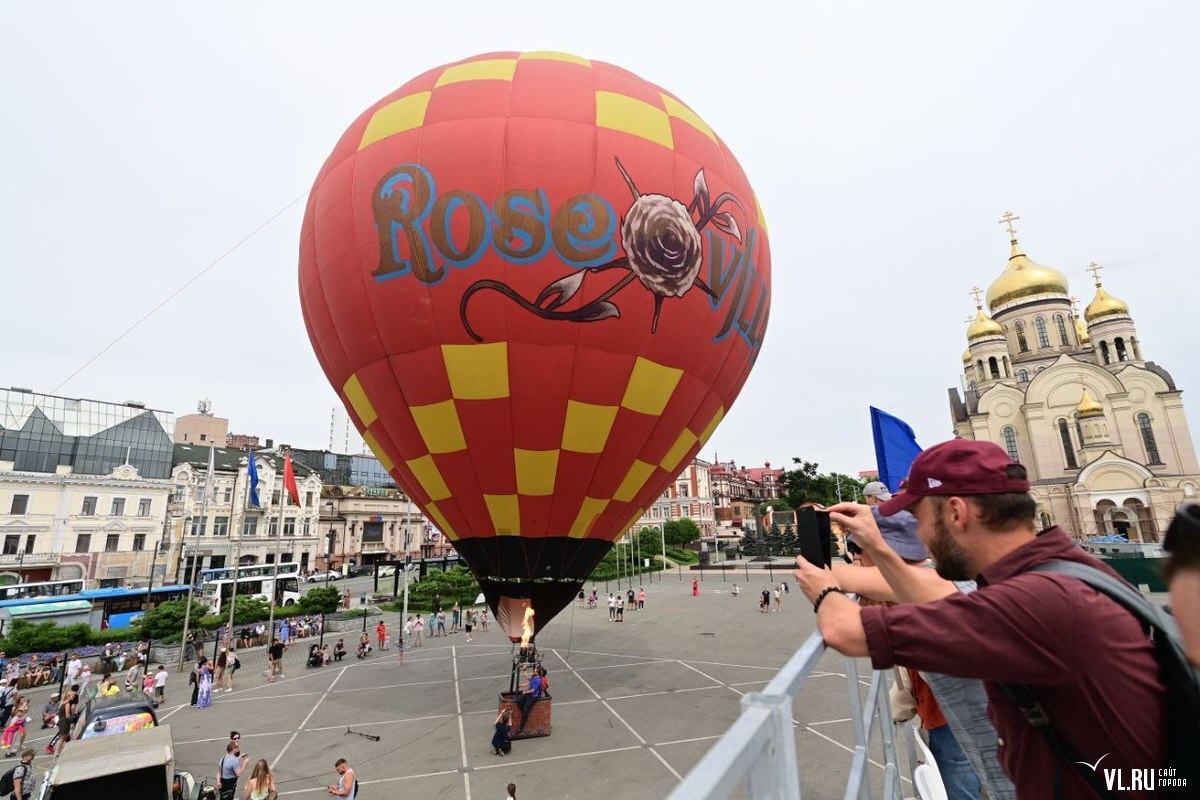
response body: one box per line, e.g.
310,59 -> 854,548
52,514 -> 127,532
948,213 -> 1199,542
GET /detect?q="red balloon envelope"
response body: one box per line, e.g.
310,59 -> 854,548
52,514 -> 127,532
299,51 -> 771,639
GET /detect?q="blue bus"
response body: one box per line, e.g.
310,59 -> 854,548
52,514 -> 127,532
0,585 -> 192,631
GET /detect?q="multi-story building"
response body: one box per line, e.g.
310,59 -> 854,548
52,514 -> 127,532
710,460 -> 784,534
0,388 -> 175,585
949,216 -> 1199,540
225,433 -> 263,451
628,458 -> 716,538
170,445 -> 323,579
175,400 -> 228,445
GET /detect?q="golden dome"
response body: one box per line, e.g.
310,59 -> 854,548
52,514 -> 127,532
1084,286 -> 1130,322
1076,387 -> 1104,418
962,348 -> 972,363
986,241 -> 1070,311
966,309 -> 1003,341
1074,315 -> 1090,344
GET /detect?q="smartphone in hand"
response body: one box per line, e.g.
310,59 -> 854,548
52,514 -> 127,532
797,507 -> 833,568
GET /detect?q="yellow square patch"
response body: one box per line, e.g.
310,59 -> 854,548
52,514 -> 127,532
406,455 -> 450,502
362,430 -> 395,472
569,497 -> 608,538
358,92 -> 431,150
519,51 -> 590,67
756,197 -> 769,237
484,494 -> 520,536
561,401 -> 619,453
425,502 -> 457,541
435,59 -> 518,87
515,448 -> 558,496
595,91 -> 673,150
342,374 -> 378,428
442,342 -> 509,400
661,93 -> 718,144
409,400 -> 467,454
614,460 -> 656,503
621,357 -> 683,416
698,406 -> 725,444
660,429 -> 698,472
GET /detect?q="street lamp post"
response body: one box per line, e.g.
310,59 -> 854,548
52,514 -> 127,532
322,530 -> 335,648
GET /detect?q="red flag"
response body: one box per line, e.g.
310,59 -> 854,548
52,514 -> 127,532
283,452 -> 301,507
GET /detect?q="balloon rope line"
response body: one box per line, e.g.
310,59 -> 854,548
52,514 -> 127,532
564,597 -> 576,663
52,190 -> 308,393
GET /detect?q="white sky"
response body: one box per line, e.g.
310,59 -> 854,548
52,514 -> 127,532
3,2 -> 1198,475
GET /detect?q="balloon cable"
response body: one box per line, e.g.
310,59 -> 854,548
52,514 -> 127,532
52,190 -> 308,393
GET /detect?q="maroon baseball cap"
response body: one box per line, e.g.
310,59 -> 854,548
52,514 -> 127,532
878,439 -> 1030,516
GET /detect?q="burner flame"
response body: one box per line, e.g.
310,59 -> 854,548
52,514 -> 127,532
519,606 -> 536,649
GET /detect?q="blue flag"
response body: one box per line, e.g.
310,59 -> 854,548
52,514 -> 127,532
870,406 -> 923,493
247,449 -> 261,508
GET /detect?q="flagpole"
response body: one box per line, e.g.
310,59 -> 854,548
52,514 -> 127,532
266,451 -> 287,645
225,454 -> 244,648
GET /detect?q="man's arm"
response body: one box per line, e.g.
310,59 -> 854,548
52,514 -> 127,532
827,503 -> 957,604
1169,566 -> 1200,666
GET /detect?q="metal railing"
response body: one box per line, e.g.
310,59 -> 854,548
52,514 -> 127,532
667,631 -> 904,800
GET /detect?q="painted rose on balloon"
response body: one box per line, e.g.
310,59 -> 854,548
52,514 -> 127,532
461,158 -> 745,339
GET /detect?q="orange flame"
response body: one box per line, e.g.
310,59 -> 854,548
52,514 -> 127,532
519,606 -> 536,649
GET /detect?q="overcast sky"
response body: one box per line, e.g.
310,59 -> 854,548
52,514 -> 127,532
4,2 -> 1198,476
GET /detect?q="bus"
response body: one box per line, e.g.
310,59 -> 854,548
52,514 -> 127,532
80,585 -> 193,629
0,579 -> 87,601
199,563 -> 302,613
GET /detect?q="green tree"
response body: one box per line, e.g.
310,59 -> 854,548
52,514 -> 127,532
780,524 -> 797,557
635,527 -> 663,556
781,459 -> 866,508
757,498 -> 792,515
134,599 -> 207,641
664,518 -> 701,547
217,595 -> 273,625
298,586 -> 341,616
766,522 -> 782,555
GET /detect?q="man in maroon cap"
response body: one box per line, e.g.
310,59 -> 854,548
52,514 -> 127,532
794,439 -> 1167,799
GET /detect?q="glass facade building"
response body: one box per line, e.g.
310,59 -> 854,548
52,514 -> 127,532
0,389 -> 175,478
291,448 -> 396,489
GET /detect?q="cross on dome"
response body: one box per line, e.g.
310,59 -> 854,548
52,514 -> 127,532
1087,261 -> 1103,286
998,211 -> 1020,241
969,286 -> 984,308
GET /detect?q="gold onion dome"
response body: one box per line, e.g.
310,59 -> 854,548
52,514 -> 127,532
966,308 -> 1003,341
986,240 -> 1070,311
1077,387 -> 1105,418
1074,316 -> 1091,344
1084,285 -> 1130,322
962,348 -> 973,363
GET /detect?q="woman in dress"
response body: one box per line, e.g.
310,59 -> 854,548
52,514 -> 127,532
195,657 -> 214,709
243,758 -> 276,800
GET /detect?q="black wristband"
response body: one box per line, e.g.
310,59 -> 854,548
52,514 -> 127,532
812,586 -> 847,613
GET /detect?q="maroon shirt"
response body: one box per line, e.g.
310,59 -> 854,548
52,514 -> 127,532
861,527 -> 1166,799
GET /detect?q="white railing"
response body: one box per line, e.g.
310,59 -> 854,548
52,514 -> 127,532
667,631 -> 905,800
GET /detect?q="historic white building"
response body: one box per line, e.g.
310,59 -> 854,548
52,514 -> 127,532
949,214 -> 1199,541
170,445 -> 323,579
627,458 -> 717,538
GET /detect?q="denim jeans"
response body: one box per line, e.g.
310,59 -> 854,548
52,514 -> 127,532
927,724 -> 982,800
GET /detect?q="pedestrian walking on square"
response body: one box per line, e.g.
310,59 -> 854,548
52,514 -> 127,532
616,596 -> 625,622
451,602 -> 461,633
491,709 -> 512,756
626,587 -> 635,611
376,621 -> 387,651
760,587 -> 770,613
479,607 -> 489,632
637,587 -> 645,610
773,585 -> 782,612
153,665 -> 168,706
692,578 -> 699,596
195,658 -> 214,709
607,593 -> 616,621
414,615 -> 424,647
223,649 -> 238,692
436,609 -> 447,637
218,739 -> 250,800
577,589 -> 585,608
243,758 -> 277,800
267,639 -> 285,682
326,758 -> 357,799
506,782 -> 517,799
464,609 -> 474,642
396,628 -> 406,665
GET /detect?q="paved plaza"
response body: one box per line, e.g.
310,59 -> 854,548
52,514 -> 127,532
21,576 -> 903,798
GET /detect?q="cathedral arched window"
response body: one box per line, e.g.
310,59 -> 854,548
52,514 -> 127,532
1036,366 -> 1046,374
1074,412 -> 1084,446
1137,413 -> 1162,464
976,360 -> 985,382
1058,419 -> 1079,469
1002,426 -> 1020,462
988,357 -> 1000,379
1115,337 -> 1128,362
1054,314 -> 1069,346
1018,369 -> 1029,383
1035,317 -> 1051,348
1014,321 -> 1029,353
1099,341 -> 1111,365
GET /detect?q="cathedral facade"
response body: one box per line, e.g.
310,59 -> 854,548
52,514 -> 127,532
948,214 -> 1199,542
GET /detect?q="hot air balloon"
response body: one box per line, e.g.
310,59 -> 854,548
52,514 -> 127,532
299,52 -> 771,642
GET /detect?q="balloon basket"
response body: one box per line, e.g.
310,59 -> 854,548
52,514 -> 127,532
501,643 -> 551,739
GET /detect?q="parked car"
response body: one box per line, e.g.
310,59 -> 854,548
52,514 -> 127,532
349,565 -> 374,577
37,725 -> 192,800
76,694 -> 158,741
376,565 -> 397,578
305,570 -> 341,583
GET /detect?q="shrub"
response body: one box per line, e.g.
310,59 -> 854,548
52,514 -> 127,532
298,587 -> 341,616
133,600 -> 207,642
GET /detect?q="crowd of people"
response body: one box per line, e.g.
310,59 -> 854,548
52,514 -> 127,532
793,438 -> 1198,799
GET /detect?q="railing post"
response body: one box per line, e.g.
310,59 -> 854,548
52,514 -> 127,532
843,657 -> 871,800
740,692 -> 801,800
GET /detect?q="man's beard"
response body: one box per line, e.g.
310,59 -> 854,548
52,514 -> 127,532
929,511 -> 974,581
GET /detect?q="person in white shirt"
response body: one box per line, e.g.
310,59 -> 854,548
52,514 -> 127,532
66,655 -> 82,685
153,665 -> 169,706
